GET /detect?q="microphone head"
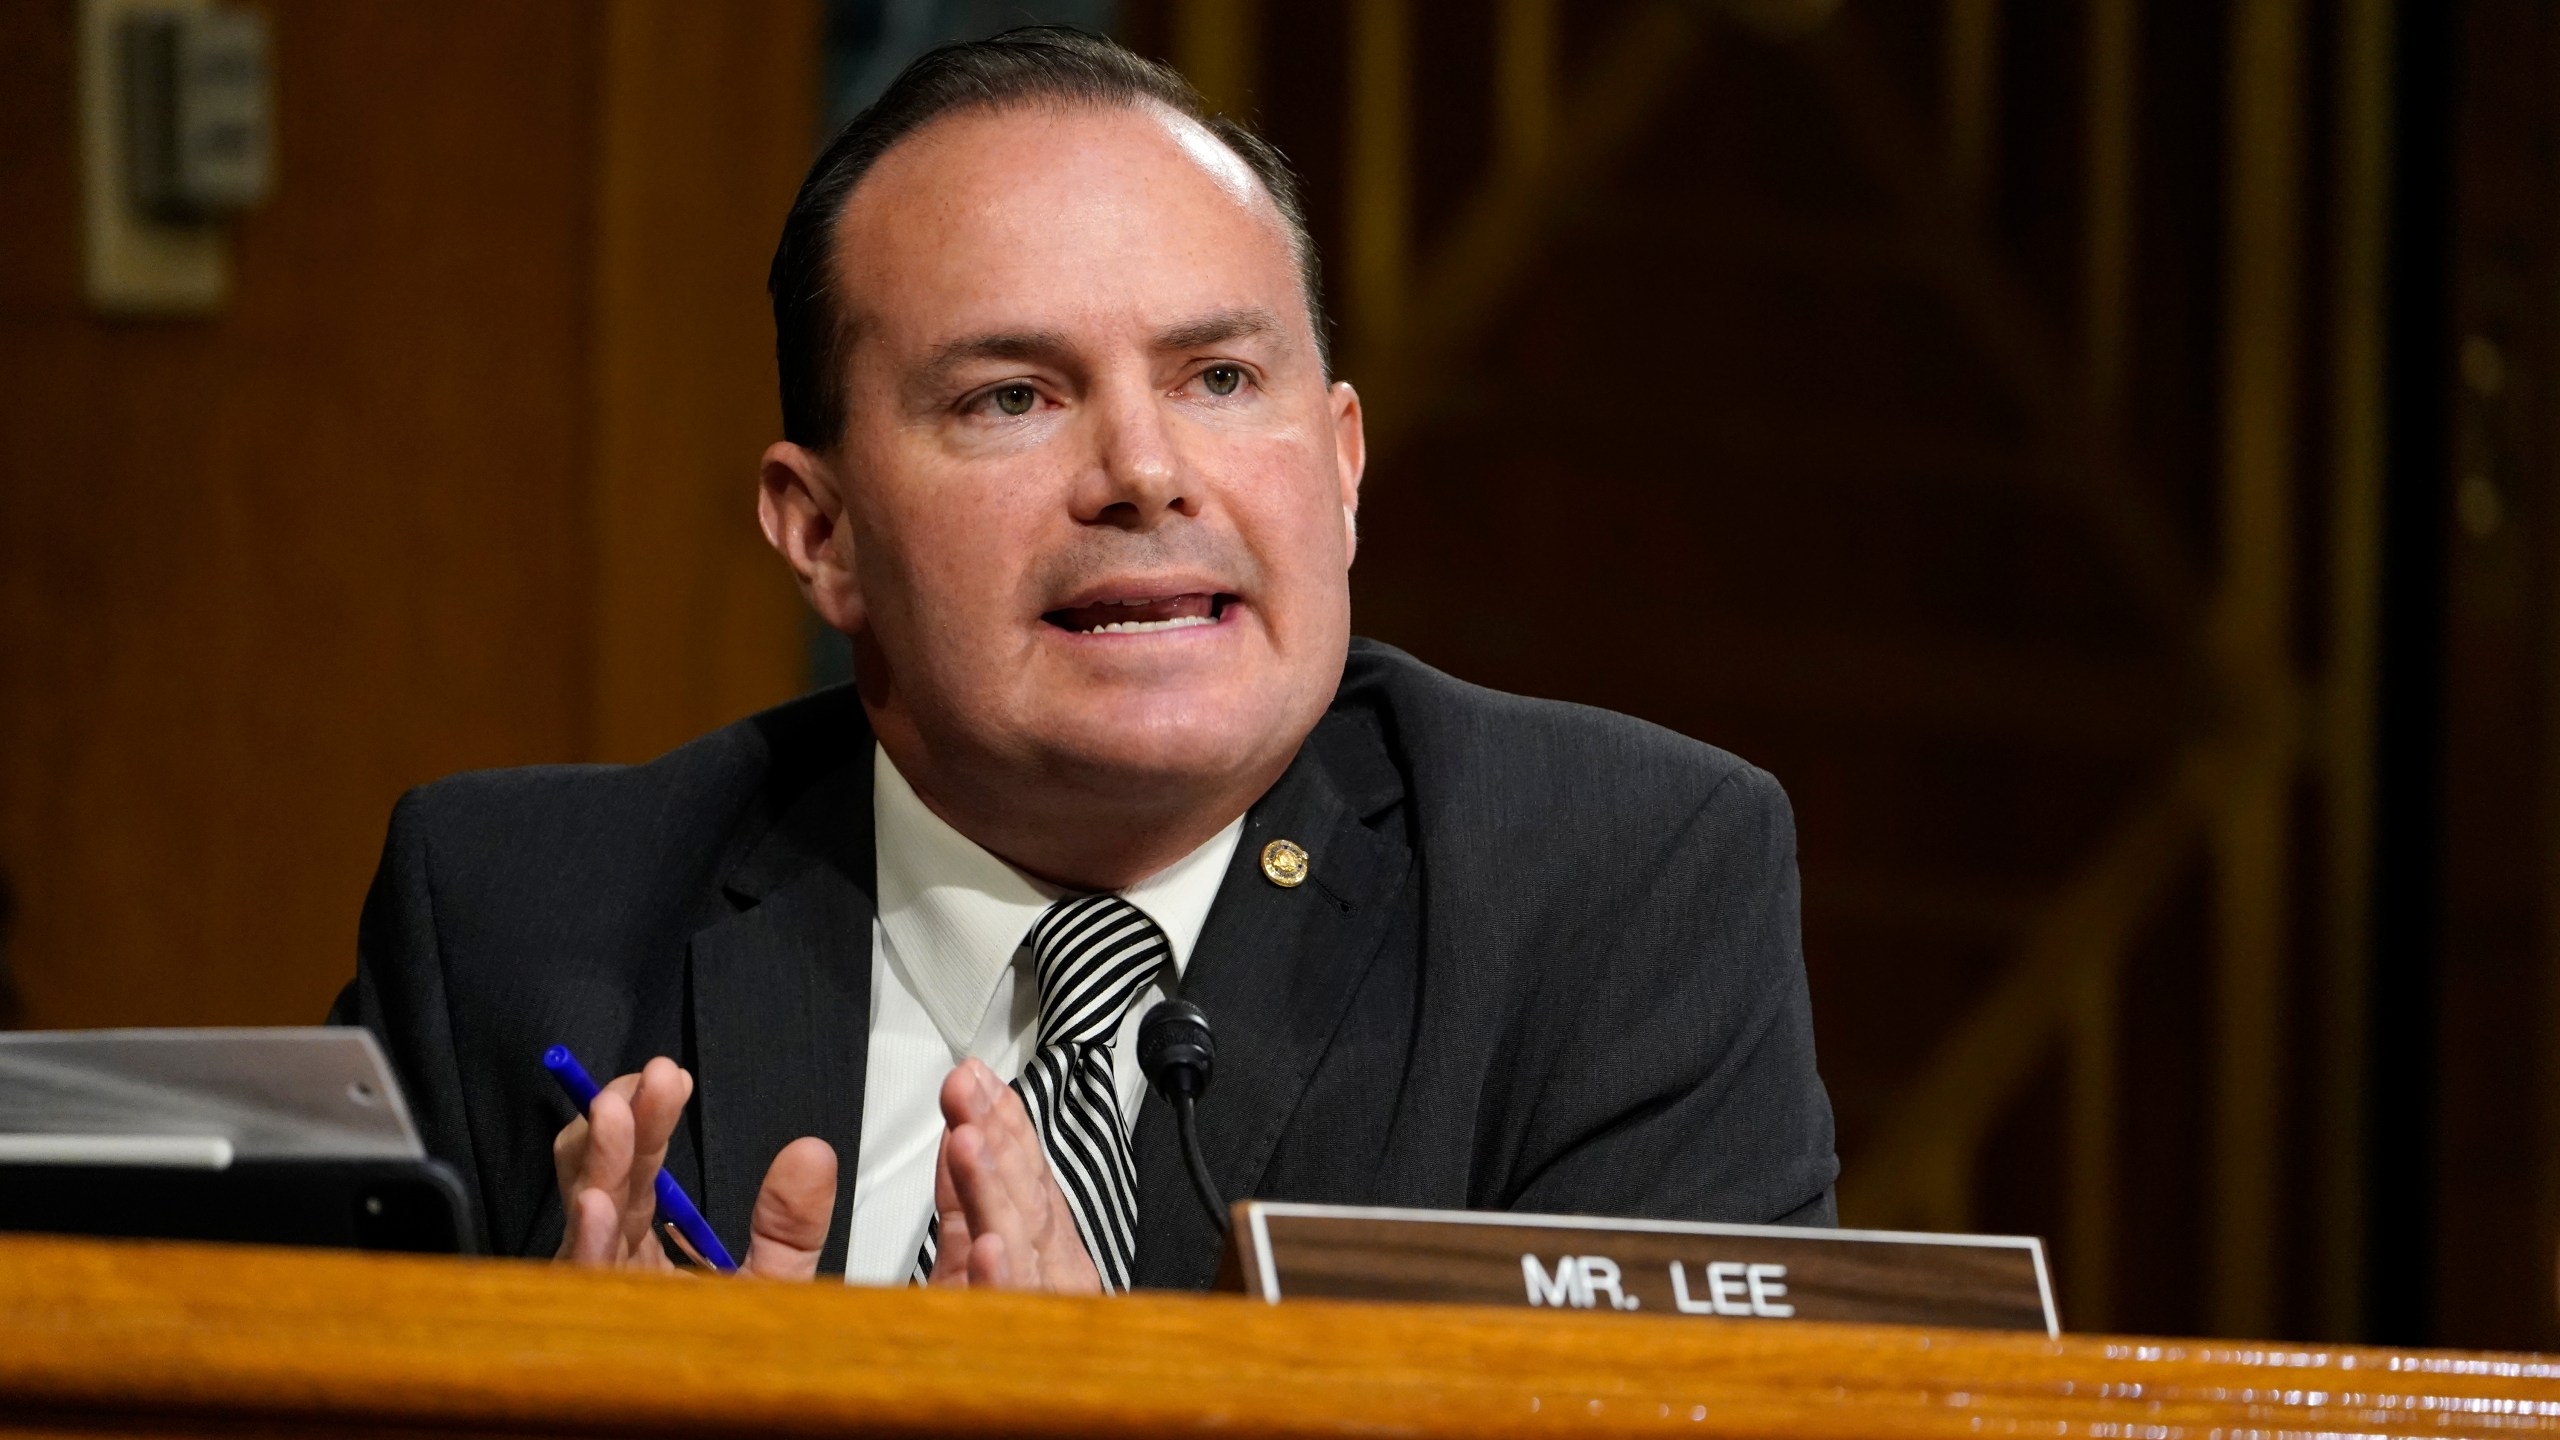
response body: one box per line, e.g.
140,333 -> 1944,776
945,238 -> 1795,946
1137,998 -> 1215,1102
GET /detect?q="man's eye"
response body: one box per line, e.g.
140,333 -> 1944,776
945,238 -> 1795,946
990,384 -> 1037,417
1201,365 -> 1243,397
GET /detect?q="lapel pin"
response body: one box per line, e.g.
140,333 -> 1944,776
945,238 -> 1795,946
1260,838 -> 1310,888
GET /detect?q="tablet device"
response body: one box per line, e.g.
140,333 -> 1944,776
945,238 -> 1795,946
0,1027 -> 478,1254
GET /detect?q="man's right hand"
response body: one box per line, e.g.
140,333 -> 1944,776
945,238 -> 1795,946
550,1055 -> 838,1278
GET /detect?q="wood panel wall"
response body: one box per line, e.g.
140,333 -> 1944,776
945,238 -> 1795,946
0,1 -> 815,1030
1111,0 -> 2511,1349
2422,0 -> 2560,1354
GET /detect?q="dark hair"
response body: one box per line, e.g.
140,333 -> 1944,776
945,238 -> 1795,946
768,26 -> 1329,448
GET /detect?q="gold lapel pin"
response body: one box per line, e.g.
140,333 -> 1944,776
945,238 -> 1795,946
1260,838 -> 1310,888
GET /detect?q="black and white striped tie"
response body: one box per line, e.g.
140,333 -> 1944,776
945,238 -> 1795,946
913,893 -> 1168,1292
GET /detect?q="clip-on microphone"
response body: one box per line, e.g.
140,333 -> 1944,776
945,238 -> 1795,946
1137,999 -> 1226,1233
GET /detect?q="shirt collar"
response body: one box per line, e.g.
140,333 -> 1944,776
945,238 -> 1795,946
872,744 -> 1245,1053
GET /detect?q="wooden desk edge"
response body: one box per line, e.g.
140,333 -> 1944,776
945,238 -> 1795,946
2,1233 -> 2553,1440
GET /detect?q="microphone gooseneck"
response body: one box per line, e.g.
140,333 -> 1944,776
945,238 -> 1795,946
1137,999 -> 1227,1232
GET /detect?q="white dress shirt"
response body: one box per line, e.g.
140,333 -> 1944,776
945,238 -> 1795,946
843,744 -> 1244,1285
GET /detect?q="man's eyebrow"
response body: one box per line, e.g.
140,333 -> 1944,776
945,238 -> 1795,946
916,330 -> 1075,382
1154,307 -> 1284,352
907,310 -> 1284,391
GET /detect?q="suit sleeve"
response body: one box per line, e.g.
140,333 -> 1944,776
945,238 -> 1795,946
330,788 -> 493,1241
1499,763 -> 1839,1227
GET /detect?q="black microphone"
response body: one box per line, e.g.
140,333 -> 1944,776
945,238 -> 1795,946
1137,999 -> 1226,1232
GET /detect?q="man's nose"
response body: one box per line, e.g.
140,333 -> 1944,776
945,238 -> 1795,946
1074,385 -> 1197,529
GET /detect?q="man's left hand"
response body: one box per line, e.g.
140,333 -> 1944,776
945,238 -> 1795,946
925,1059 -> 1103,1293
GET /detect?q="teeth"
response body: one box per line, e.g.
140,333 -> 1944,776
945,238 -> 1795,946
1084,615 -> 1218,634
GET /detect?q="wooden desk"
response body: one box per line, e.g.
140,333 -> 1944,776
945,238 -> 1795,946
2,1232 -> 2554,1438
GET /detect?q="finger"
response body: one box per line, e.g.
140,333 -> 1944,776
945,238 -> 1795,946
740,1137 -> 837,1281
619,1059 -> 690,1254
978,1089 -> 1102,1293
928,1131 -> 975,1286
974,1062 -> 1028,1141
936,1063 -> 1106,1292
974,1079 -> 1055,1211
969,1229 -> 1014,1289
633,1058 -> 689,1132
569,1090 -> 670,1271
581,1078 -> 638,1187
565,1184 -> 620,1266
630,1059 -> 690,1173
948,1068 -> 1050,1223
601,1084 -> 659,1257
930,1061 -> 1010,1282
968,1082 -> 1080,1279
1039,1175 -> 1103,1293
551,1113 -> 591,1210
939,1061 -> 996,1132
950,1124 -> 1036,1288
561,1067 -> 640,1212
579,1086 -> 637,1250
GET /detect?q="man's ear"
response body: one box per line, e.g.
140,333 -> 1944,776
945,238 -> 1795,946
758,441 -> 866,634
1329,380 -> 1367,566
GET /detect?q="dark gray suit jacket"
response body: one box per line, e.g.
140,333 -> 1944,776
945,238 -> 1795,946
331,639 -> 1838,1287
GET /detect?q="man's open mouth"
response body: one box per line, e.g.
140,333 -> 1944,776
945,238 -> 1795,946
1042,592 -> 1233,635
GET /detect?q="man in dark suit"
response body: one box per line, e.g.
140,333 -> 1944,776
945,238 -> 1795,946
333,28 -> 1836,1292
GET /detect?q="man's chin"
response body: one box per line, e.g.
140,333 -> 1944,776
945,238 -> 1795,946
1037,727 -> 1278,790
1021,698 -> 1305,796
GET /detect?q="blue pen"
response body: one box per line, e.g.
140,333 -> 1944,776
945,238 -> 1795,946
542,1045 -> 739,1273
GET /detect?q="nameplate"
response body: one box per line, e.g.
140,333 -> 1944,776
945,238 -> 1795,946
1216,1202 -> 2058,1335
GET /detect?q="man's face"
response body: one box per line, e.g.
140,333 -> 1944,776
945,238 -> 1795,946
793,102 -> 1363,816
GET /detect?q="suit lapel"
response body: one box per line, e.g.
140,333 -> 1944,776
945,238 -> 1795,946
689,752 -> 876,1276
1133,711 -> 1413,1288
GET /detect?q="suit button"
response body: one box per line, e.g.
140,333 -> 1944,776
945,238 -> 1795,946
1260,838 -> 1310,888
